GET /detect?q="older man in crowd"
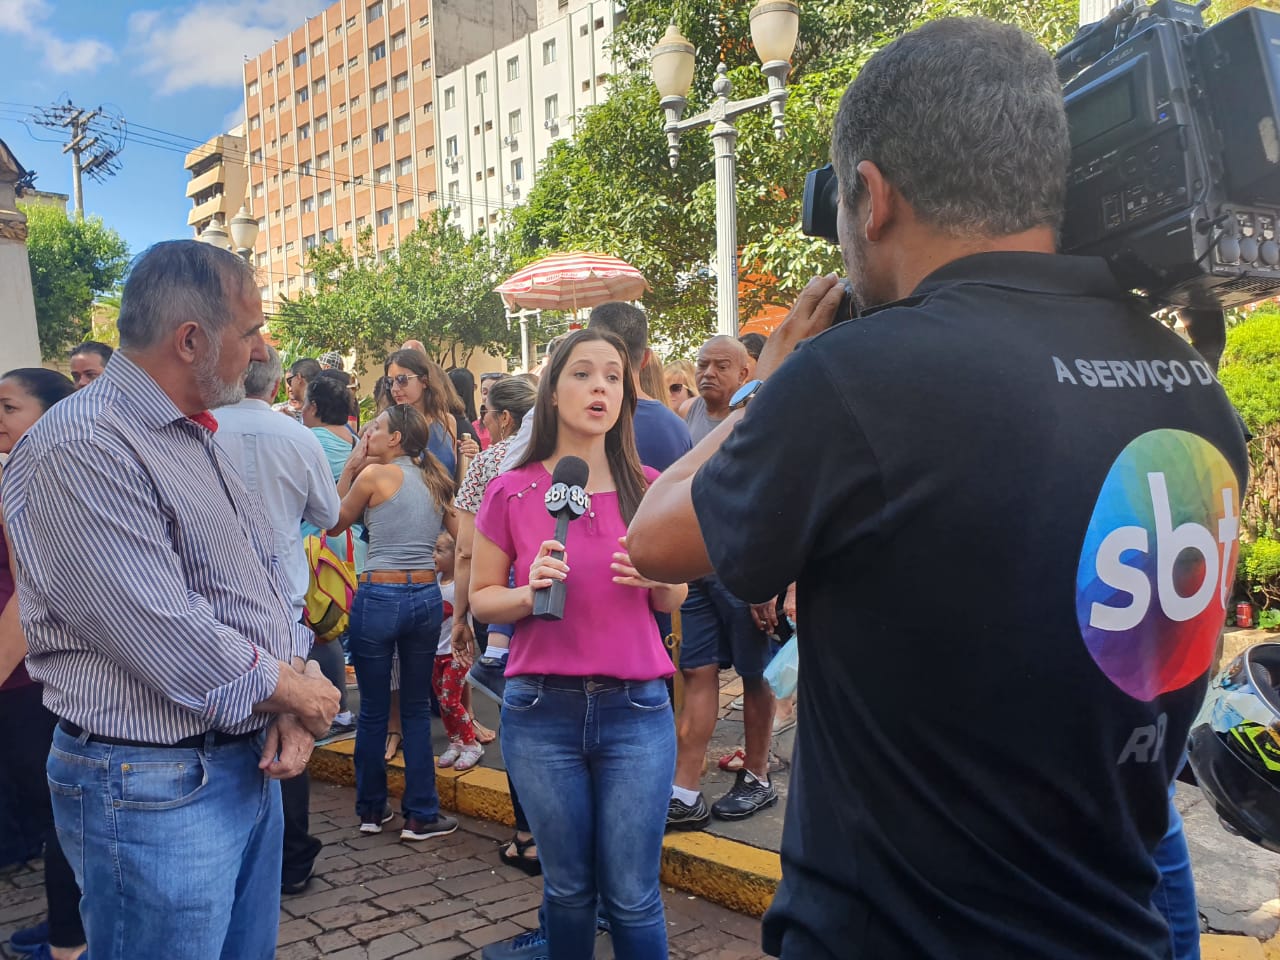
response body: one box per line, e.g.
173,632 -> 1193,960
2,240 -> 340,960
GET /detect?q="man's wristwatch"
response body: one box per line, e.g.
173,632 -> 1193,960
729,379 -> 764,411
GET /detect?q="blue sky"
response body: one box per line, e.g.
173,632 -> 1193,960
0,0 -> 329,256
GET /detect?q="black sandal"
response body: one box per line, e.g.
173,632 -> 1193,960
499,835 -> 542,877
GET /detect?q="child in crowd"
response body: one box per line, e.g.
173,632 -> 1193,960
433,531 -> 484,771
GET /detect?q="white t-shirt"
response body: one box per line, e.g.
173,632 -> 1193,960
438,580 -> 456,656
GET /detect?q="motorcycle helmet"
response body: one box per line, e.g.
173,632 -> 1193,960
1187,642 -> 1280,852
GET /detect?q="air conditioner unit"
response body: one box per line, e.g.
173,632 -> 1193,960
445,156 -> 459,171
504,184 -> 519,196
450,203 -> 461,216
503,135 -> 518,149
543,118 -> 557,130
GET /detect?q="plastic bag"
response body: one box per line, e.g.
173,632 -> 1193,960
764,634 -> 800,699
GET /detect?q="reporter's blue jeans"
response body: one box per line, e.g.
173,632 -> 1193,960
46,726 -> 282,960
1153,781 -> 1200,960
349,580 -> 443,821
501,675 -> 675,960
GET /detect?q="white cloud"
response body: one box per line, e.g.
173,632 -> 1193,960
128,0 -> 327,94
221,102 -> 246,135
0,0 -> 114,74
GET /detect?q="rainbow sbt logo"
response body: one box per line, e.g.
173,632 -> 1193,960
1077,429 -> 1241,701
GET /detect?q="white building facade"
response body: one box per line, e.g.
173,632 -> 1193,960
434,0 -> 623,237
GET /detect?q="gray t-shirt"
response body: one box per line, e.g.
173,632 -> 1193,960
684,396 -> 726,444
363,456 -> 444,571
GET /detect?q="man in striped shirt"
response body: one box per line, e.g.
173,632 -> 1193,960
1,241 -> 340,960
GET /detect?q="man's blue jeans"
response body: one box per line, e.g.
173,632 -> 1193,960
1153,782 -> 1200,960
501,675 -> 675,960
46,725 -> 283,960
349,580 -> 443,820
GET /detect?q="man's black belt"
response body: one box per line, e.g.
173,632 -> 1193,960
58,719 -> 260,750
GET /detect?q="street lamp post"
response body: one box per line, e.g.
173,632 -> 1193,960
651,2 -> 800,337
200,205 -> 260,264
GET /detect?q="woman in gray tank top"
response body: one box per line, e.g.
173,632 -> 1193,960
330,404 -> 460,841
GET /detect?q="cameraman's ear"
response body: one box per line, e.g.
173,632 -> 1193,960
856,160 -> 896,242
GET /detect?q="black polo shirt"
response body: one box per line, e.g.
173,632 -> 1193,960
692,252 -> 1249,959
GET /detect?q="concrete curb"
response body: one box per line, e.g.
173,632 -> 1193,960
311,740 -> 1269,955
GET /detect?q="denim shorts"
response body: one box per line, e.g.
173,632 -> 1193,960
678,576 -> 772,678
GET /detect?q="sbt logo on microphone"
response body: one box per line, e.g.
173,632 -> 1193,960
1076,429 -> 1241,702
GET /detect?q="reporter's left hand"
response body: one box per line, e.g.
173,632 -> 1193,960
612,536 -> 664,589
259,713 -> 314,779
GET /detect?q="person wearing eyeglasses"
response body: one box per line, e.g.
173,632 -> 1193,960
476,372 -> 507,448
274,357 -> 321,423
664,359 -> 696,410
381,350 -> 480,480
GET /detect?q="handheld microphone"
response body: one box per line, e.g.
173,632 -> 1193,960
532,456 -> 590,621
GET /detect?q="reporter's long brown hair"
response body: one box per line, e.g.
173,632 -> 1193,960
384,403 -> 456,514
518,328 -> 648,524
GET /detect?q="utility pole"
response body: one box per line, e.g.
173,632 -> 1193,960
33,102 -> 123,218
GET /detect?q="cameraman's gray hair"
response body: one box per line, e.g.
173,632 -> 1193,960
117,240 -> 257,350
243,345 -> 283,400
832,17 -> 1069,238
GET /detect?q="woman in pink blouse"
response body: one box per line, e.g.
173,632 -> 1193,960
471,329 -> 685,960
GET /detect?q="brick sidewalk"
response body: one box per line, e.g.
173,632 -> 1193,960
0,781 -> 767,960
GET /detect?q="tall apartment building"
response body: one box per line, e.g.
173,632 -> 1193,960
242,0 -> 537,307
184,128 -> 248,236
435,0 -> 622,237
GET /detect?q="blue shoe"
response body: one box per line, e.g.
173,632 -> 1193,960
467,656 -> 508,704
9,922 -> 49,954
481,927 -> 548,960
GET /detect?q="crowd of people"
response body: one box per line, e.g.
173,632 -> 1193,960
0,15 -> 1258,960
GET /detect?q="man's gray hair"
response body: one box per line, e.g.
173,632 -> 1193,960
117,240 -> 257,350
832,17 -> 1070,238
243,345 -> 283,400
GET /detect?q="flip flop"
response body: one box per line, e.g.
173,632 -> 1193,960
384,731 -> 403,761
718,747 -> 746,772
472,719 -> 497,745
773,714 -> 797,736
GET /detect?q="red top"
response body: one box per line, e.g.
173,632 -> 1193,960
0,502 -> 31,691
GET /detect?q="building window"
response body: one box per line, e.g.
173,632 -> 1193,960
448,180 -> 459,198
375,164 -> 391,182
252,183 -> 265,198
267,103 -> 275,115
339,140 -> 348,153
390,0 -> 403,7
313,76 -> 326,94
311,39 -> 325,56
475,172 -> 482,182
397,156 -> 412,176
595,17 -> 605,29
281,131 -> 291,144
581,80 -> 590,93
580,23 -> 589,37
251,148 -> 264,162
420,58 -> 432,72
321,226 -> 335,242
372,83 -> 388,103
423,145 -> 435,159
445,135 -> 458,157
285,240 -> 295,253
370,41 -> 386,63
249,114 -> 261,130
422,102 -> 433,115
299,122 -> 310,140
348,55 -> 359,69
305,234 -> 318,250
367,1 -> 383,22
398,199 -> 414,220
392,30 -> 406,50
247,79 -> 260,96
299,159 -> 312,174
319,189 -> 333,206
485,119 -> 493,131
317,151 -> 331,169
508,109 -> 521,134
475,72 -> 487,95
443,87 -> 456,110
351,94 -> 362,107
337,102 -> 347,115
473,124 -> 481,136
511,158 -> 524,181
315,113 -> 329,131
357,215 -> 368,228
302,196 -> 316,213
277,59 -> 286,73
418,15 -> 429,27
487,166 -> 495,178
294,49 -> 307,67
596,74 -> 606,87
393,72 -> 409,92
542,39 -> 556,65
333,23 -> 342,36
278,98 -> 288,112
352,133 -> 363,146
335,62 -> 344,76
394,114 -> 410,134
545,94 -> 558,124
296,87 -> 308,104
373,124 -> 388,143
346,15 -> 356,29
477,218 -> 485,229
506,56 -> 520,81
378,207 -> 393,225
266,66 -> 273,78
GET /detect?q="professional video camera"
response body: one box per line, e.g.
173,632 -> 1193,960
802,3 -> 1280,313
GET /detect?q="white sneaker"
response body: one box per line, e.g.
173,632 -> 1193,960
437,743 -> 462,768
453,743 -> 484,772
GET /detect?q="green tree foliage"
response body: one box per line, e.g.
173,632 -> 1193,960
510,0 -> 1080,354
1220,306 -> 1280,435
271,212 -> 547,371
21,203 -> 129,360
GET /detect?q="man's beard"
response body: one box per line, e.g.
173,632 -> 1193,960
844,229 -> 873,316
195,338 -> 246,408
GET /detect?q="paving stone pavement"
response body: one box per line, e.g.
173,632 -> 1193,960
0,780 -> 768,960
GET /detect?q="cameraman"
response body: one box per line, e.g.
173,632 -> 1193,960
629,17 -> 1249,960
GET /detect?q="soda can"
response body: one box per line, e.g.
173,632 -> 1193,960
1237,602 -> 1254,628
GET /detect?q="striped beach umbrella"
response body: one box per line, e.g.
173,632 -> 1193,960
496,252 -> 650,312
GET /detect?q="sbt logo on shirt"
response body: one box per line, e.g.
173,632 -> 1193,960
1076,429 -> 1241,702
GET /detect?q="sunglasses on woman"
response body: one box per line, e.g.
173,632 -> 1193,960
384,373 -> 422,389
669,383 -> 691,395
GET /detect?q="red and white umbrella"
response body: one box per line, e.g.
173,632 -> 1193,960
496,252 -> 650,312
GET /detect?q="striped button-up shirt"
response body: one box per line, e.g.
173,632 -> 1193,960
1,353 -> 310,743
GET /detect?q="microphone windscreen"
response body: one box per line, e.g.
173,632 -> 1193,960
550,455 -> 589,491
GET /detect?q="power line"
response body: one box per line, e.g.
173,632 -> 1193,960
29,100 -> 126,217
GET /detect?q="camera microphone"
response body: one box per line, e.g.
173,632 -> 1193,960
532,455 -> 590,621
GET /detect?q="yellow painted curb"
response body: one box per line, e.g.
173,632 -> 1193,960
1203,933 -> 1267,959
